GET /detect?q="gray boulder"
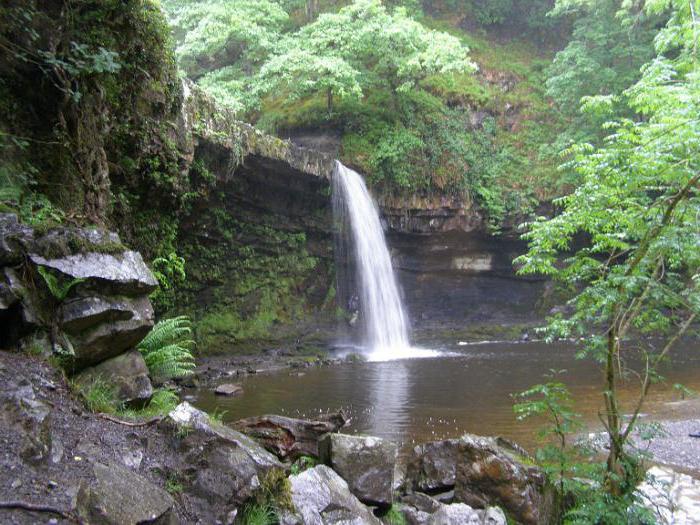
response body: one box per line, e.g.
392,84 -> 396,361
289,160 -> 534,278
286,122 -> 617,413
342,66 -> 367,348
429,503 -> 481,525
398,494 -> 506,525
233,412 -> 347,460
454,434 -> 555,525
67,297 -> 153,367
61,295 -> 147,333
0,213 -> 33,265
30,249 -> 158,295
482,507 -> 507,525
3,267 -> 41,326
214,383 -> 243,396
398,493 -> 442,525
0,380 -> 51,463
0,279 -> 18,310
165,402 -> 283,505
404,438 -> 460,493
74,350 -> 153,406
319,433 -> 398,507
77,461 -> 176,524
284,465 -> 381,525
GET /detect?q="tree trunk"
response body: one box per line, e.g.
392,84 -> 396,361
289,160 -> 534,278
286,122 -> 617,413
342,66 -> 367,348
306,0 -> 319,22
604,325 -> 625,496
327,87 -> 333,115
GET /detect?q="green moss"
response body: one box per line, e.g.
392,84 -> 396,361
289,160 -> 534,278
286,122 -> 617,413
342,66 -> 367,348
384,506 -> 408,525
32,229 -> 127,260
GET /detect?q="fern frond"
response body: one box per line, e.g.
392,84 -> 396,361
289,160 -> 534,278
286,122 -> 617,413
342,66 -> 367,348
138,316 -> 196,379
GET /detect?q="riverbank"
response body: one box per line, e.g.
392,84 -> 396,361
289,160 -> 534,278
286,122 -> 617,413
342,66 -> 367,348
3,347 -> 700,524
0,349 -> 529,524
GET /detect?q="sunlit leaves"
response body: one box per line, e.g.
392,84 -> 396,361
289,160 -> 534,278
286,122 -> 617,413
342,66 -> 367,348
255,0 -> 475,110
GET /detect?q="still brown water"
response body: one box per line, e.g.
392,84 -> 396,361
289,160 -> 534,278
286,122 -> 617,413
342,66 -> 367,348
192,340 -> 700,452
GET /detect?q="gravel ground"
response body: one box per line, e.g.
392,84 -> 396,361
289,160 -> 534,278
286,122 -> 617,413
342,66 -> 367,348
634,418 -> 700,476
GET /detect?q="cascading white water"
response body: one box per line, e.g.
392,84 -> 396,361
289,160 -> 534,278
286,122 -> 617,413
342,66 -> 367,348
332,161 -> 437,361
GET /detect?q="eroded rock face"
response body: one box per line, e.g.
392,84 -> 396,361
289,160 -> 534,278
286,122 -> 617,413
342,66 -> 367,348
405,438 -> 461,493
74,350 -> 153,406
30,250 -> 157,296
0,214 -> 157,369
283,465 -> 381,525
398,494 -> 506,525
378,194 -> 482,234
319,433 -> 398,507
77,461 -> 176,524
0,380 -> 52,464
454,434 -> 554,525
165,402 -> 283,506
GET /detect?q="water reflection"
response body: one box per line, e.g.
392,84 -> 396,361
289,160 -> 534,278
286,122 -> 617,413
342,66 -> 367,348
367,362 -> 411,440
191,340 -> 700,451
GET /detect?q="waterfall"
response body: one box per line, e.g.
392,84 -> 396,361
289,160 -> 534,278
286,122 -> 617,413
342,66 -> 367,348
332,161 -> 436,361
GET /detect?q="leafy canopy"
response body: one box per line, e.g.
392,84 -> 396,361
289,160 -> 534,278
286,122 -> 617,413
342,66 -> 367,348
545,0 -> 660,148
256,0 -> 476,109
163,0 -> 288,77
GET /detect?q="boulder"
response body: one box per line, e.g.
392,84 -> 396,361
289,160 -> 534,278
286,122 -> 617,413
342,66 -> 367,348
429,503 -> 481,525
0,279 -> 18,310
283,465 -> 381,525
77,461 -> 176,524
397,493 -> 442,525
233,412 -> 347,460
398,494 -> 506,525
454,434 -> 554,525
0,213 -> 33,265
60,295 -> 146,333
30,250 -> 158,295
3,267 -> 41,326
74,350 -> 153,406
165,402 -> 283,505
0,380 -> 51,464
67,298 -> 154,367
319,433 -> 397,507
405,438 -> 460,493
214,383 -> 243,396
482,506 -> 507,525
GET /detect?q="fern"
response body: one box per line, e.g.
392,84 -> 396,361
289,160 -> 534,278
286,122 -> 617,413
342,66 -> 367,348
37,266 -> 85,301
138,315 -> 196,379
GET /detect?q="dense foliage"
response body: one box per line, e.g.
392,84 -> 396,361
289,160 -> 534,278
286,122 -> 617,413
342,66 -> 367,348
162,0 -> 562,226
517,0 -> 699,518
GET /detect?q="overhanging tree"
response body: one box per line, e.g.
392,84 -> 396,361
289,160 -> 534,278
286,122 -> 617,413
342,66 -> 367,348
516,0 -> 700,503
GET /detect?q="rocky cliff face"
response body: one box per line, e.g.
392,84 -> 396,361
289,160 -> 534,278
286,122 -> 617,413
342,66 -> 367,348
0,213 -> 160,403
158,84 -> 338,354
379,193 -> 483,234
389,231 -> 547,338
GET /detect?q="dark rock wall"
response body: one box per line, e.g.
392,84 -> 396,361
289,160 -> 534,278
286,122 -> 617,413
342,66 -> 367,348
172,114 -> 338,353
388,231 -> 547,336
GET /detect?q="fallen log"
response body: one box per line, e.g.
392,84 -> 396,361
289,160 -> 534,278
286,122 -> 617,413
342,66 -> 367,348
232,411 -> 348,460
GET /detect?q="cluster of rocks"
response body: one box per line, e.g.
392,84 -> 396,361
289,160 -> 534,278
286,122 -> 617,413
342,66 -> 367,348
162,403 -> 533,525
0,213 -> 159,405
0,343 -> 556,524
